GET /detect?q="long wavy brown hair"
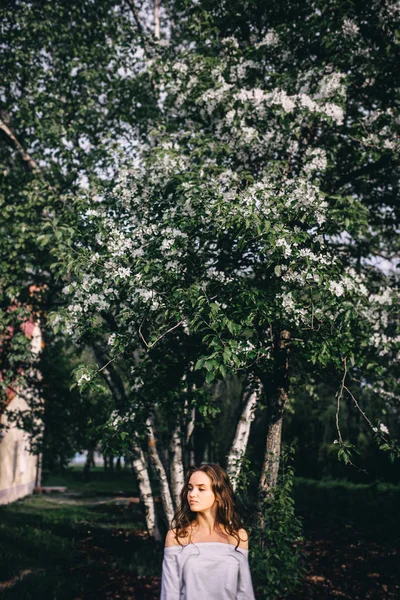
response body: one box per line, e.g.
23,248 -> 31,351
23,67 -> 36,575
171,463 -> 245,549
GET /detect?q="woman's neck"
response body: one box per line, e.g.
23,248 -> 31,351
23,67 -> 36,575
194,512 -> 217,535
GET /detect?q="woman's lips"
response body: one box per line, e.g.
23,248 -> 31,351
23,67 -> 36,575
189,500 -> 198,504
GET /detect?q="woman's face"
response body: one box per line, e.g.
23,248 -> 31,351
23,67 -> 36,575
187,470 -> 216,513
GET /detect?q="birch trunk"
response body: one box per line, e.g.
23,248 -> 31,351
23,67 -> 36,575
154,0 -> 160,39
185,380 -> 195,467
259,330 -> 291,497
227,379 -> 261,490
186,406 -> 196,466
170,424 -> 185,508
146,418 -> 175,525
131,438 -> 161,542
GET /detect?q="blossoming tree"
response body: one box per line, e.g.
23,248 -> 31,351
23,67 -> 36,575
57,0 -> 399,535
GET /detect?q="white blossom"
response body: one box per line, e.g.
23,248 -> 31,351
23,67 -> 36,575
317,73 -> 346,99
342,19 -> 360,37
108,333 -> 117,347
281,292 -> 295,312
78,373 -> 91,386
276,238 -> 292,257
116,266 -> 131,279
255,30 -> 279,48
322,102 -> 344,125
328,281 -> 345,297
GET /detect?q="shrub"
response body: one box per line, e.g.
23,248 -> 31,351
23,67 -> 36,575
249,448 -> 305,599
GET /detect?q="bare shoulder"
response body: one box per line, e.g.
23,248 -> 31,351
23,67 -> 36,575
237,528 -> 249,549
165,529 -> 180,547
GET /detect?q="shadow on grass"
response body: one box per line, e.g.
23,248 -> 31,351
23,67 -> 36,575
0,475 -> 162,600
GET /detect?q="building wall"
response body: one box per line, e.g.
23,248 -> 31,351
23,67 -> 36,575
0,322 -> 42,505
0,394 -> 39,505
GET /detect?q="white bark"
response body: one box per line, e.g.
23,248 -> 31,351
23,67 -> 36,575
227,379 -> 261,491
131,438 -> 161,541
154,0 -> 160,39
185,380 -> 196,466
186,406 -> 195,444
186,405 -> 196,466
170,424 -> 185,508
146,418 -> 175,525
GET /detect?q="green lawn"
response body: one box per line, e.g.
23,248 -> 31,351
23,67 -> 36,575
0,468 -> 161,599
42,465 -> 140,496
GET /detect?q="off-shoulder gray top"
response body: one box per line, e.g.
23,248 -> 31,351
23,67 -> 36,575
160,541 -> 255,600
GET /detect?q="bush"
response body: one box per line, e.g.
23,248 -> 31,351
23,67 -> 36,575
293,477 -> 400,538
249,448 -> 305,600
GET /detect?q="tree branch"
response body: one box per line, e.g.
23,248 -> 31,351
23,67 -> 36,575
0,117 -> 41,173
125,0 -> 151,56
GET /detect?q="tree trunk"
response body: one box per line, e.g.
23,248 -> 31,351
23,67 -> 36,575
259,410 -> 284,494
35,452 -> 43,490
170,424 -> 185,508
154,0 -> 160,39
259,330 -> 291,497
131,439 -> 161,542
227,378 -> 261,491
84,448 -> 94,481
103,454 -> 109,472
185,404 -> 196,467
146,418 -> 175,525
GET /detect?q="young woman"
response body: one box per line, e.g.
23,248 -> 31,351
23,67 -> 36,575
160,463 -> 255,599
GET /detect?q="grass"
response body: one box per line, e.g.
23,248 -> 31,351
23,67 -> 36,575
42,465 -> 139,497
0,468 -> 161,599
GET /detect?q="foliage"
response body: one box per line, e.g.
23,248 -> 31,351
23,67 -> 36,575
0,0 -> 153,400
40,340 -> 116,470
53,0 -> 400,469
249,448 -> 305,599
283,379 -> 400,481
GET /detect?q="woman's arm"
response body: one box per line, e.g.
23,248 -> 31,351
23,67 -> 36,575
237,529 -> 255,600
160,531 -> 181,599
165,529 -> 179,547
237,527 -> 249,550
